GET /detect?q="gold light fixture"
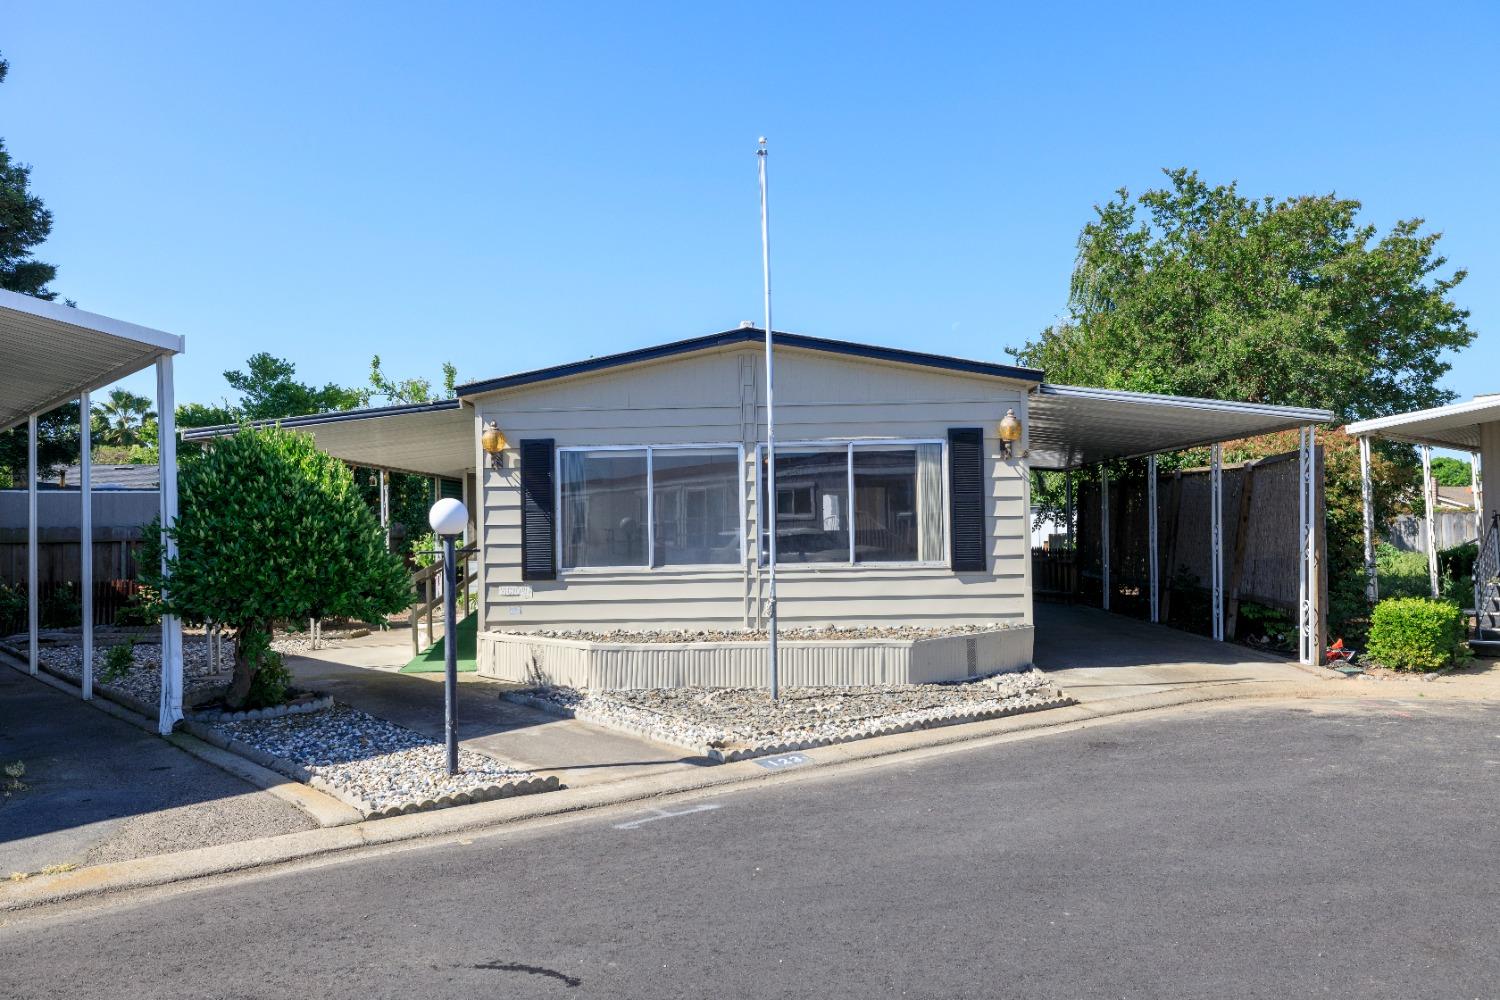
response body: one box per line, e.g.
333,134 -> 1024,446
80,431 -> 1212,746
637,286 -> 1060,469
998,408 -> 1023,459
481,420 -> 508,470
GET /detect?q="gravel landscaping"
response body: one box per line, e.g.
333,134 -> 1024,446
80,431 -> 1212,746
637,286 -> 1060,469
523,622 -> 1021,643
508,668 -> 1072,762
24,637 -> 229,708
213,704 -> 558,817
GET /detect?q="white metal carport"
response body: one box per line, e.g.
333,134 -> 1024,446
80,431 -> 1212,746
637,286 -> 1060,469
0,288 -> 187,734
1347,396 -> 1500,652
1028,384 -> 1333,664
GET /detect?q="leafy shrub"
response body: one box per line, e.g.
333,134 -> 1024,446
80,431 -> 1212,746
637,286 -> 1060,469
113,588 -> 161,627
0,584 -> 24,636
1376,543 -> 1432,600
141,426 -> 411,709
40,583 -> 82,629
100,640 -> 135,682
409,530 -> 439,568
246,651 -> 291,708
1365,597 -> 1467,672
1439,541 -> 1478,583
1237,601 -> 1296,650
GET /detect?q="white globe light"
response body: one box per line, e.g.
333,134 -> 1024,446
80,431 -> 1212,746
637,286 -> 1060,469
428,497 -> 468,537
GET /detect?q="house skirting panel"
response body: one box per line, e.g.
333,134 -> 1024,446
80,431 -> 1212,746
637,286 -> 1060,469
476,626 -> 1034,690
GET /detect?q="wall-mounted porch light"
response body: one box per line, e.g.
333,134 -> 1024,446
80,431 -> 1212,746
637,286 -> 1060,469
998,408 -> 1023,459
481,420 -> 508,470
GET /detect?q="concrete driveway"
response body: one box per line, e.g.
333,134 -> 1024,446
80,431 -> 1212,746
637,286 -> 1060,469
1033,602 -> 1322,703
0,665 -> 315,875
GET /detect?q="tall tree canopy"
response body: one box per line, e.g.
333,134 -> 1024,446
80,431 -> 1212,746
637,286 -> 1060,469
0,54 -> 56,300
223,353 -> 368,420
1010,169 -> 1475,422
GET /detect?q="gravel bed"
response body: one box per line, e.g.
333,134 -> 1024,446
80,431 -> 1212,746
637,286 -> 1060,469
523,622 -> 1021,643
215,704 -> 551,814
31,638 -> 229,706
512,668 -> 1070,760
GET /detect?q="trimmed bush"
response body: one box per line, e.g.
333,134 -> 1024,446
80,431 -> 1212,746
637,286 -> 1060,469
1365,597 -> 1467,672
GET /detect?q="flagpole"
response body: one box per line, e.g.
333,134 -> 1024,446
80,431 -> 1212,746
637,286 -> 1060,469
758,136 -> 779,702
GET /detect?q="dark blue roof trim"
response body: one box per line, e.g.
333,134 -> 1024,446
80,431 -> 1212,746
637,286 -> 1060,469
180,398 -> 462,441
454,328 -> 1044,398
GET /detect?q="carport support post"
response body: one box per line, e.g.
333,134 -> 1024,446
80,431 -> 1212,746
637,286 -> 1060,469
1358,436 -> 1377,605
1147,455 -> 1159,623
1298,426 -> 1315,665
1099,467 -> 1110,611
1472,452 -> 1484,543
1210,443 -> 1223,641
379,469 -> 391,551
156,356 -> 184,735
1421,445 -> 1439,598
27,414 -> 38,674
81,391 -> 94,700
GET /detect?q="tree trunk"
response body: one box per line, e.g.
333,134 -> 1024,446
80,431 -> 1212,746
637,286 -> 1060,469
226,622 -> 264,709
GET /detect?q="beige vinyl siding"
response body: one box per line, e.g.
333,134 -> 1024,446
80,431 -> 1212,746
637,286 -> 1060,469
473,344 -> 1032,631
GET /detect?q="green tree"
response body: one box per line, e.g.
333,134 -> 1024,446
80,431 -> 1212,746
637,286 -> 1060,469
223,353 -> 367,420
92,388 -> 156,447
143,427 -> 411,708
1428,456 -> 1472,488
0,52 -> 66,485
0,54 -> 56,299
367,355 -> 458,405
1015,169 -> 1476,641
1010,168 -> 1475,422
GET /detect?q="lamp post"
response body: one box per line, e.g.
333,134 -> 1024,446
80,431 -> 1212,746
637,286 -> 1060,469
428,497 -> 468,776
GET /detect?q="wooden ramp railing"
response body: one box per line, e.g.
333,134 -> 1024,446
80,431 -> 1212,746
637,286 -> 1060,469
409,545 -> 477,657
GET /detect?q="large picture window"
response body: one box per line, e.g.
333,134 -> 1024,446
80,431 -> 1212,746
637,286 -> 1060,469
560,445 -> 743,570
759,441 -> 946,565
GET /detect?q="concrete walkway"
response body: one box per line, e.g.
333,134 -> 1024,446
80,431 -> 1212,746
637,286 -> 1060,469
0,666 -> 315,875
285,650 -> 711,789
1033,602 -> 1321,702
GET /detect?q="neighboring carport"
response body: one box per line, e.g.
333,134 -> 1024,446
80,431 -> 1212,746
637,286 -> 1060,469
1027,384 -> 1333,664
0,288 -> 187,733
1346,396 -> 1500,653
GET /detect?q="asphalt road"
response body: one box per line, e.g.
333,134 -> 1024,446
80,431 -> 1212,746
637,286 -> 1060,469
5,697 -> 1499,999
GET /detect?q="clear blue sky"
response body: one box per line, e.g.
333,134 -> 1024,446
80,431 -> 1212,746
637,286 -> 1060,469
6,1 -> 1497,411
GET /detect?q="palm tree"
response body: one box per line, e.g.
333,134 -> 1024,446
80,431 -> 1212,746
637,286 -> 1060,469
93,389 -> 156,447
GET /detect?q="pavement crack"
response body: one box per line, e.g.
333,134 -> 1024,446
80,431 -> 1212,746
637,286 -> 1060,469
470,960 -> 581,988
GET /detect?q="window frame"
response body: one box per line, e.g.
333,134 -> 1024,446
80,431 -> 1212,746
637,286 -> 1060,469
555,442 -> 747,574
755,438 -> 951,569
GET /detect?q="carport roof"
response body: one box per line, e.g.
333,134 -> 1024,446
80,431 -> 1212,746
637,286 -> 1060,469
1344,395 -> 1500,451
1028,384 -> 1333,470
0,289 -> 185,432
179,335 -> 1335,476
181,399 -> 474,479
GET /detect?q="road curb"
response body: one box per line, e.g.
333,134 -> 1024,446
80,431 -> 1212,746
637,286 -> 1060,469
2,676 -> 1349,913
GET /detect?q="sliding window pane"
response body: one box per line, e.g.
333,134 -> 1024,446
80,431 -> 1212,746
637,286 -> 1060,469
561,450 -> 648,568
762,448 -> 849,563
652,449 -> 741,566
852,444 -> 944,562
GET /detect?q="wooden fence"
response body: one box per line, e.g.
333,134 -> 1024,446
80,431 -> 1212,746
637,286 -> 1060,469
1037,448 -> 1327,641
1387,511 -> 1478,553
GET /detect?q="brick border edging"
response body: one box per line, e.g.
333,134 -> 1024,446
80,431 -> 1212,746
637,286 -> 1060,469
502,689 -> 1078,764
179,718 -> 561,821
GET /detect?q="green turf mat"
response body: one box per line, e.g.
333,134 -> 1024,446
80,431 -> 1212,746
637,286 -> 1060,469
400,610 -> 478,673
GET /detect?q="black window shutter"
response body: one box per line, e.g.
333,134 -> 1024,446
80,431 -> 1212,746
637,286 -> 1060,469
520,438 -> 557,581
948,427 -> 986,572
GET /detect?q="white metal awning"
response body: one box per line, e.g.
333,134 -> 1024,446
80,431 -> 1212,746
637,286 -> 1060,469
1028,384 -> 1333,470
0,288 -> 184,431
1344,396 -> 1500,451
181,399 -> 473,479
